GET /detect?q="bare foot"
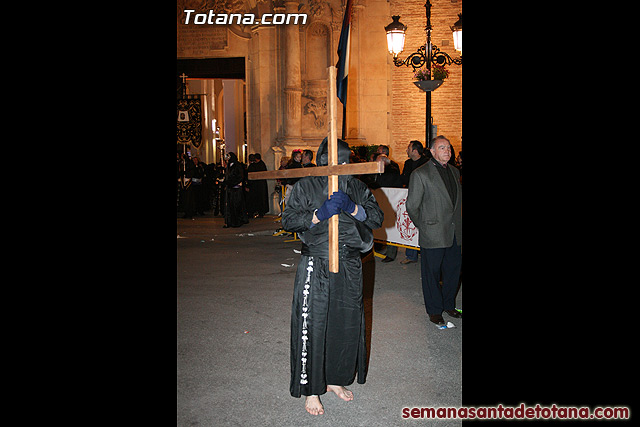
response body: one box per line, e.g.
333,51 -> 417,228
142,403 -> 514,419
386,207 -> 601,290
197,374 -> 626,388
327,385 -> 354,401
305,395 -> 324,415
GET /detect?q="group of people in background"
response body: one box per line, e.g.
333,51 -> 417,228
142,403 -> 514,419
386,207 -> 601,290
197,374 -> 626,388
351,141 -> 462,265
177,153 -> 221,219
177,140 -> 462,234
275,149 -> 316,216
177,151 -> 270,227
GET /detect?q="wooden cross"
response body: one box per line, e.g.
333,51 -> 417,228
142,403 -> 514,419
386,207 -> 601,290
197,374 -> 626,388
248,66 -> 383,273
180,73 -> 188,84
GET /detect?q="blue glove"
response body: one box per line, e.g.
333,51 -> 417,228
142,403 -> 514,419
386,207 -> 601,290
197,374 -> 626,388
315,195 -> 342,221
332,190 -> 356,214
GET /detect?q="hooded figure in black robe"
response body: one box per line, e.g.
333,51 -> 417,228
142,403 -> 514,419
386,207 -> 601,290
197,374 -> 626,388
246,154 -> 269,217
223,152 -> 248,228
282,138 -> 384,401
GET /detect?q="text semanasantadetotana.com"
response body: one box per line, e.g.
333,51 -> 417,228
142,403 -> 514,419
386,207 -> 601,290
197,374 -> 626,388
402,403 -> 630,420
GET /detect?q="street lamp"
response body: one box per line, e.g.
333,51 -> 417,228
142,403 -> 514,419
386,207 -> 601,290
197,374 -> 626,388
451,13 -> 462,54
385,1 -> 462,145
384,16 -> 407,58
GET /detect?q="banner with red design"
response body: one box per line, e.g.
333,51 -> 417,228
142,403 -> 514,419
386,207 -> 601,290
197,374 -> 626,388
371,187 -> 419,248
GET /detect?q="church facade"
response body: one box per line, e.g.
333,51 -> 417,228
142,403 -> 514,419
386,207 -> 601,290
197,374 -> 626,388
177,0 -> 462,175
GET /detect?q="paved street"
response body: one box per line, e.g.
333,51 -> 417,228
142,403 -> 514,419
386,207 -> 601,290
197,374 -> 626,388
177,214 -> 462,426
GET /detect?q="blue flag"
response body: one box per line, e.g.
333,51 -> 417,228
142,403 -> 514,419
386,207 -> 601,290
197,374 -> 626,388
336,0 -> 353,106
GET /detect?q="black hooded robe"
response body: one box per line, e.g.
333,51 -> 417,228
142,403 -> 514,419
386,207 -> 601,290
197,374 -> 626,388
282,140 -> 384,398
224,154 -> 248,227
246,160 -> 269,217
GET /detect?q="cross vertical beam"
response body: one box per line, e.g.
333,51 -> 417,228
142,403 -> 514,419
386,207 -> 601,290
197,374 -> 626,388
327,66 -> 339,273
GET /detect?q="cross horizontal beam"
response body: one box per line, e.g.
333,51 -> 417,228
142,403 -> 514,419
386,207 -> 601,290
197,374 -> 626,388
247,161 -> 383,181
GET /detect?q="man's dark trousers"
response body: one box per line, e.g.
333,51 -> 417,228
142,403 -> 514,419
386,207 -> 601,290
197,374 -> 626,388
420,236 -> 461,315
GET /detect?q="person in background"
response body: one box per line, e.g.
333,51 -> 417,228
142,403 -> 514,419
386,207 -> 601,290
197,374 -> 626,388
191,156 -> 205,216
401,140 -> 429,187
406,136 -> 462,327
302,149 -> 316,167
375,145 -> 400,175
368,153 -> 403,263
223,152 -> 249,228
399,140 -> 429,264
203,161 -> 218,214
246,154 -> 269,218
253,153 -> 269,217
180,153 -> 196,219
284,150 -> 303,206
213,161 -> 225,216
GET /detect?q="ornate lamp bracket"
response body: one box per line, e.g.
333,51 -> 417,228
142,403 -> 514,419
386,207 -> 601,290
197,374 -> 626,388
393,44 -> 462,71
432,44 -> 462,66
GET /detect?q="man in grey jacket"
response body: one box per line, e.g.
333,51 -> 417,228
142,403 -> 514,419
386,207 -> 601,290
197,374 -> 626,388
406,135 -> 462,326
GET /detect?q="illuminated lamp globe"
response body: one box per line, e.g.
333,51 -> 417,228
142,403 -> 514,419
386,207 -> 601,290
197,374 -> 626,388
385,15 -> 407,58
450,13 -> 462,54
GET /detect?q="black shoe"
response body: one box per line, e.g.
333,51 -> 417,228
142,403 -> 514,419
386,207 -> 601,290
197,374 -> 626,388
429,314 -> 445,325
381,256 -> 395,263
444,309 -> 462,318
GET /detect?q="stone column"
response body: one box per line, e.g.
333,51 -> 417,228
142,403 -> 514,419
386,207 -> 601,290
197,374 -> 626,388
222,79 -> 238,155
282,0 -> 302,145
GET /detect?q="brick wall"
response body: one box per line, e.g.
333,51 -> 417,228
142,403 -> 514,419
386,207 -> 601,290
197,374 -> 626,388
388,0 -> 462,168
